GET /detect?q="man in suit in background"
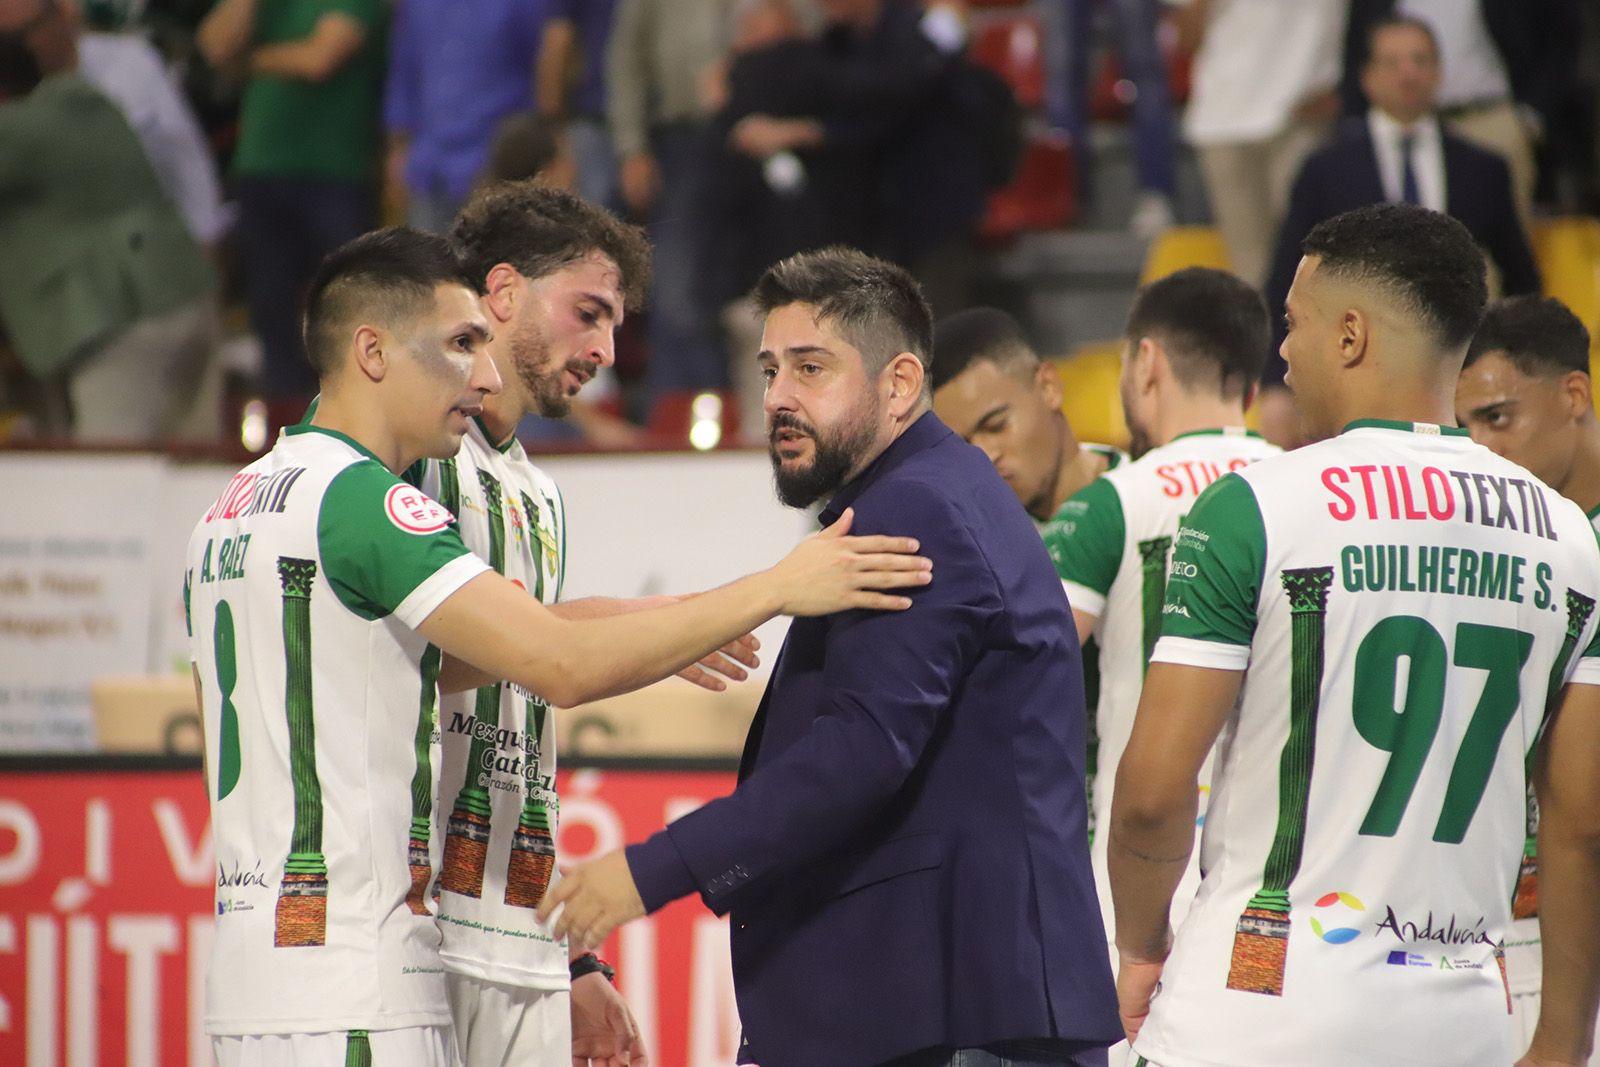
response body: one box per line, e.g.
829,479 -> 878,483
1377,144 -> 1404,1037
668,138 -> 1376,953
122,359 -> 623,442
1340,0 -> 1587,227
542,247 -> 1121,1067
1263,13 -> 1538,389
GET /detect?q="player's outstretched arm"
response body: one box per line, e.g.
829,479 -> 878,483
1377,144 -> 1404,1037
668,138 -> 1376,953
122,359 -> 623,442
420,507 -> 929,708
1520,682 -> 1600,1067
1109,660 -> 1241,1045
550,595 -> 761,692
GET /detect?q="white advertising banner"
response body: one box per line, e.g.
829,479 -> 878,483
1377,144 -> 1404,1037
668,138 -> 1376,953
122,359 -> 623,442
3,448 -> 809,752
0,455 -> 167,751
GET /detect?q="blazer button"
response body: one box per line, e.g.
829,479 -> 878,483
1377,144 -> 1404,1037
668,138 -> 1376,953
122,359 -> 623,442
129,232 -> 144,251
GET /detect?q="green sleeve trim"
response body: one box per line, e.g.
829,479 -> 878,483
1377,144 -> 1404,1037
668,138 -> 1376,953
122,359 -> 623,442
318,461 -> 474,621
554,482 -> 567,602
1161,472 -> 1266,647
1042,477 -> 1125,596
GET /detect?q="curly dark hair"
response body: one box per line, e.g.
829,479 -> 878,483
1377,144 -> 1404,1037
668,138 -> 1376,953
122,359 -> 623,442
450,181 -> 651,310
1301,203 -> 1487,353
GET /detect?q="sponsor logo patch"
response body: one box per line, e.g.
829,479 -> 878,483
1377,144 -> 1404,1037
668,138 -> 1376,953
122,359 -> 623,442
385,484 -> 453,535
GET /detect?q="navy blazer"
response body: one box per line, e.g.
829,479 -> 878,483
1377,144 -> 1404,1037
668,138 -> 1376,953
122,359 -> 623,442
1264,118 -> 1540,380
627,413 -> 1120,1067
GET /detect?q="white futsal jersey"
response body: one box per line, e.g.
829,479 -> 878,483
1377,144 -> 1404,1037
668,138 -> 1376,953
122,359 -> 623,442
411,417 -> 569,989
1137,420 -> 1600,1067
185,425 -> 488,1035
1048,428 -> 1279,940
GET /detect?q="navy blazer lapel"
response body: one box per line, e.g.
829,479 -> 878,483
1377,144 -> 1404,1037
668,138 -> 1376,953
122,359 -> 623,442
1348,125 -> 1389,205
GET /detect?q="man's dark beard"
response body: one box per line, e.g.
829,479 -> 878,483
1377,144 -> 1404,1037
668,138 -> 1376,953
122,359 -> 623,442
768,410 -> 877,509
513,319 -> 589,418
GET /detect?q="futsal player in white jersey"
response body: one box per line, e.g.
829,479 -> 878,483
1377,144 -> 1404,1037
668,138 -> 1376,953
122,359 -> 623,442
421,181 -> 754,1066
1046,268 -> 1280,1064
1109,204 -> 1600,1067
1456,294 -> 1600,1063
185,228 -> 932,1067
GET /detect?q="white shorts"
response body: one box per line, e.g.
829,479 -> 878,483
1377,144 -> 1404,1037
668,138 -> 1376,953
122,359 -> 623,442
213,1025 -> 455,1067
446,971 -> 570,1067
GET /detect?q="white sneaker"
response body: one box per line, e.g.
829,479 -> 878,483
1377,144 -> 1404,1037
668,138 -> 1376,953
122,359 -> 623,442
1130,191 -> 1175,239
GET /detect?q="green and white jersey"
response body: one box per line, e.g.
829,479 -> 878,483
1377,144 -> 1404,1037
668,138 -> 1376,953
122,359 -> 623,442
1044,428 -> 1278,941
184,425 -> 489,1035
1038,440 -> 1127,809
411,418 -> 569,989
1134,420 -> 1600,1067
1084,440 -> 1129,475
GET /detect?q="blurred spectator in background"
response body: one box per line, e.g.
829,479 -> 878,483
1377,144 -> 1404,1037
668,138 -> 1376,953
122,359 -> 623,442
1043,0 -> 1176,237
197,0 -> 384,416
383,0 -> 547,233
0,0 -> 216,442
606,0 -> 734,414
77,0 -> 229,251
699,0 -> 848,317
756,0 -> 987,315
1176,0 -> 1346,288
1266,13 -> 1538,373
1342,0 -> 1585,231
537,0 -> 620,210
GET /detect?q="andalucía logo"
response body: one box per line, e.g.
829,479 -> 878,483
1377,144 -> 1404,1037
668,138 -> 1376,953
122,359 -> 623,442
1309,891 -> 1366,944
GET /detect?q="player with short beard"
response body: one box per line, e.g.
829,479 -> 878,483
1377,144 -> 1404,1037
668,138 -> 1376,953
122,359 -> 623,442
421,181 -> 763,1067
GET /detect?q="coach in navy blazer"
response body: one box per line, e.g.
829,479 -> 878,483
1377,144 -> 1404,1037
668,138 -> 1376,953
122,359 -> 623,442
551,248 -> 1120,1067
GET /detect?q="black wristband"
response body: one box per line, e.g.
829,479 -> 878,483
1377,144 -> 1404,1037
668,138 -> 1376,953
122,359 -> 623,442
569,952 -> 616,984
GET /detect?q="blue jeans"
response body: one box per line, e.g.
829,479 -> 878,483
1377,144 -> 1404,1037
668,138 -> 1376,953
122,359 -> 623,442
235,174 -> 376,398
570,117 -> 620,211
1044,0 -> 1176,197
642,122 -> 728,401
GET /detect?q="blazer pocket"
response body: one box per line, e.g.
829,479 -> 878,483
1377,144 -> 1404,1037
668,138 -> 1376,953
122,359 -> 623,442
818,831 -> 944,901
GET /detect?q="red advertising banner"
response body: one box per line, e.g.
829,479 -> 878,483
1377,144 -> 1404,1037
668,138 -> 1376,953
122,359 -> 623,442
0,760 -> 739,1067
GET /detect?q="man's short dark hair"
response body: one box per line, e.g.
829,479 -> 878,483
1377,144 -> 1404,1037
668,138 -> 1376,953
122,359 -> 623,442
1301,203 -> 1487,353
303,227 -> 478,378
451,180 -> 650,310
752,247 -> 933,380
1464,295 -> 1592,378
1364,13 -> 1439,67
929,307 -> 1039,388
1125,268 -> 1269,400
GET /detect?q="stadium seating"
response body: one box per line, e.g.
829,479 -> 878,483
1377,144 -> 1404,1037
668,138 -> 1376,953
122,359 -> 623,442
1530,216 -> 1600,374
971,15 -> 1046,109
1052,343 -> 1130,449
1139,225 -> 1231,285
980,131 -> 1077,238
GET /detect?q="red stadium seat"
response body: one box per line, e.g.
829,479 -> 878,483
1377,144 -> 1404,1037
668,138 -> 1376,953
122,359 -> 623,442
980,131 -> 1076,239
971,16 -> 1046,109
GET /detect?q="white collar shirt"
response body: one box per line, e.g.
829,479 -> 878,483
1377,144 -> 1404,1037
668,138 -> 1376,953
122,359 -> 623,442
1368,109 -> 1447,213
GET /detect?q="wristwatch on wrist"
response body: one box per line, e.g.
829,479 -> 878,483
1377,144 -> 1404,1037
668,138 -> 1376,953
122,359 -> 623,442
569,952 -> 616,984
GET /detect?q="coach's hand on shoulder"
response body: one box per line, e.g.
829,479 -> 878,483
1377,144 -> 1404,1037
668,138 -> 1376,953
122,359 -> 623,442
539,850 -> 645,954
767,507 -> 931,617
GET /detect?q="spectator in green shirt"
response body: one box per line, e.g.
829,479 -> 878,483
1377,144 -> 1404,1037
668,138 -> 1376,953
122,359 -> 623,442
198,0 -> 385,414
